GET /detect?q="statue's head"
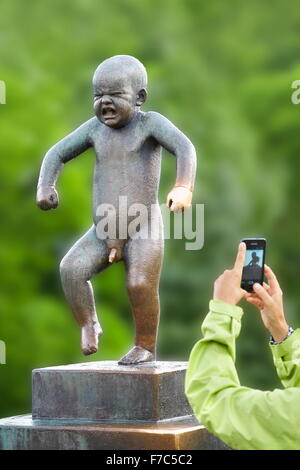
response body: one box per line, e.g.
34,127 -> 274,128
93,55 -> 148,128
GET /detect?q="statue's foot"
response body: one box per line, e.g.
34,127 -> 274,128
81,323 -> 102,356
118,346 -> 155,365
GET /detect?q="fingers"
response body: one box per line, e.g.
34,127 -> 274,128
37,200 -> 47,210
39,200 -> 57,210
37,194 -> 58,210
172,202 -> 184,213
167,197 -> 185,212
37,187 -> 58,211
49,194 -> 58,209
181,201 -> 191,212
233,242 -> 246,273
245,282 -> 269,310
168,200 -> 183,212
264,265 -> 281,292
166,187 -> 192,212
166,195 -> 181,211
253,282 -> 273,306
246,295 -> 264,310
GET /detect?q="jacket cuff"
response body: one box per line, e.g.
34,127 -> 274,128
209,300 -> 244,322
269,328 -> 300,360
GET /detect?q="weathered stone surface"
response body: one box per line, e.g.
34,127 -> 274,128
0,414 -> 228,450
0,360 -> 229,449
32,361 -> 192,422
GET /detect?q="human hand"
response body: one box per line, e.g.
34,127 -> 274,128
245,265 -> 289,342
36,185 -> 59,210
166,186 -> 192,212
213,242 -> 247,305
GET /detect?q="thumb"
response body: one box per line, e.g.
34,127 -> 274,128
253,283 -> 272,306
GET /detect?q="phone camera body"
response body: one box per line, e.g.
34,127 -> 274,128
241,238 -> 266,293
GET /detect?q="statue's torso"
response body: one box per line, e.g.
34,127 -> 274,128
90,112 -> 162,226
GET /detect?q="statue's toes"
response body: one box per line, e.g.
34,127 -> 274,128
82,345 -> 98,356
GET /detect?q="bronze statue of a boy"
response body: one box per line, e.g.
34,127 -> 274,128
36,55 -> 196,365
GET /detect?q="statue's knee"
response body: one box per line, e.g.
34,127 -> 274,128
60,256 -> 71,281
127,278 -> 149,294
60,255 -> 87,282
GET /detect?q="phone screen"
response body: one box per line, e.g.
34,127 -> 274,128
241,238 -> 266,292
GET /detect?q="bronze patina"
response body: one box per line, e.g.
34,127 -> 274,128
36,55 -> 196,365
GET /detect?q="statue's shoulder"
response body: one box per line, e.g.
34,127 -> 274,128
85,116 -> 101,131
83,116 -> 103,139
142,110 -> 164,121
140,111 -> 167,129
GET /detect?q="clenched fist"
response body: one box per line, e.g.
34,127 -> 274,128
36,185 -> 59,210
166,186 -> 192,212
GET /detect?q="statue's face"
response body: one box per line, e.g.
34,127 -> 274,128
93,71 -> 138,128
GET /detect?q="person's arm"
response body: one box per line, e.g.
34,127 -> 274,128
148,111 -> 197,212
36,118 -> 95,210
269,329 -> 300,388
185,243 -> 300,450
185,300 -> 300,450
246,265 -> 300,388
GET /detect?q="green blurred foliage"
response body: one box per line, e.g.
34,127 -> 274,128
0,0 -> 300,417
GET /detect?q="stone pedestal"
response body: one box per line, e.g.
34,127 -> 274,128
0,361 -> 227,450
32,361 -> 192,422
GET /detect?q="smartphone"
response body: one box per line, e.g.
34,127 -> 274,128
241,238 -> 266,292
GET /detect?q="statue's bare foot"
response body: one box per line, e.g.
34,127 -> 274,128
81,323 -> 102,356
118,346 -> 155,365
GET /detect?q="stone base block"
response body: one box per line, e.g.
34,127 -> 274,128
0,415 -> 228,450
0,361 -> 229,450
32,361 -> 192,422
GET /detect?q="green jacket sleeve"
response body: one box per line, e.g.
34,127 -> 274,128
269,329 -> 300,388
185,299 -> 300,450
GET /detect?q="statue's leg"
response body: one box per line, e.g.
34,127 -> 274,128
119,235 -> 164,365
59,225 -> 109,355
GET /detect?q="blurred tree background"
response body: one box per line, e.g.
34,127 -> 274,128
1,0 -> 300,417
